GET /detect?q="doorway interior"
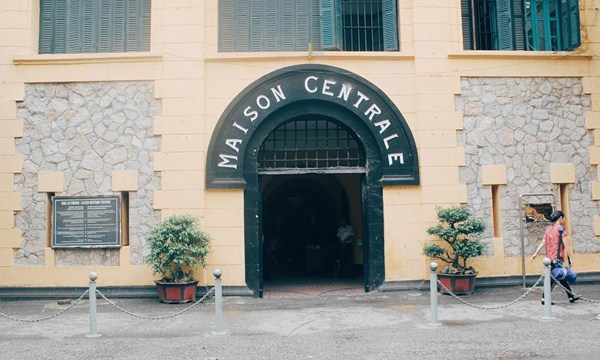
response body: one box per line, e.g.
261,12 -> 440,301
261,173 -> 364,296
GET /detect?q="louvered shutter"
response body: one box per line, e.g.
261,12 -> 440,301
263,0 -> 278,51
54,0 -> 68,53
513,0 -> 526,50
219,0 -> 235,51
310,0 -> 322,50
382,0 -> 398,51
109,0 -> 125,52
237,0 -> 251,51
139,0 -> 151,51
461,0 -> 473,50
495,0 -> 514,50
81,0 -> 95,52
65,0 -> 82,53
320,0 -> 342,50
559,0 -> 580,51
98,0 -> 113,52
125,0 -> 140,51
39,0 -> 55,54
295,0 -> 311,51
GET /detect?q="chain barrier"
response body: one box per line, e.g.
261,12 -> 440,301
95,287 -> 215,320
437,274 -> 545,310
0,289 -> 89,323
550,276 -> 600,304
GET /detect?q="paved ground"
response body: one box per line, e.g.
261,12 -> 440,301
1,282 -> 600,360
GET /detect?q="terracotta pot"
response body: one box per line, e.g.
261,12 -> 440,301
437,272 -> 477,295
154,280 -> 199,304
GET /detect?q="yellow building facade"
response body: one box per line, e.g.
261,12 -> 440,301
1,0 -> 599,296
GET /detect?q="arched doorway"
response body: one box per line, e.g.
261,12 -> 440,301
206,64 -> 419,296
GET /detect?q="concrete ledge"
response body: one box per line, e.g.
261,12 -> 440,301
380,272 -> 600,292
0,285 -> 254,300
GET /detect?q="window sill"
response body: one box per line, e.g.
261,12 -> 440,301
447,50 -> 592,60
205,50 -> 415,62
12,52 -> 162,65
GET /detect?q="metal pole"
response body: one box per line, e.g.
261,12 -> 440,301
86,272 -> 101,338
212,269 -> 226,335
542,258 -> 555,320
519,195 -> 526,288
427,262 -> 441,327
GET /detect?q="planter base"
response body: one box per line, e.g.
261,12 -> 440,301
154,280 -> 199,304
437,273 -> 477,295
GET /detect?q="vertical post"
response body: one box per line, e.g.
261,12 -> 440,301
86,272 -> 101,338
427,262 -> 441,327
212,268 -> 226,335
542,258 -> 554,320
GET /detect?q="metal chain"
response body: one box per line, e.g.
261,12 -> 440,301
0,289 -> 89,323
95,287 -> 215,320
437,274 -> 544,310
551,276 -> 600,304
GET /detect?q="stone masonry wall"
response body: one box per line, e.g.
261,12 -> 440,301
456,78 -> 599,257
15,82 -> 161,266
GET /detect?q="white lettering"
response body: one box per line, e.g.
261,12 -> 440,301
243,106 -> 258,122
305,76 -> 319,93
353,91 -> 369,109
271,85 -> 286,102
232,122 -> 249,134
256,95 -> 270,110
382,133 -> 399,149
322,79 -> 336,96
337,83 -> 352,101
225,139 -> 243,152
388,153 -> 404,165
218,154 -> 238,169
373,120 -> 391,134
364,104 -> 381,121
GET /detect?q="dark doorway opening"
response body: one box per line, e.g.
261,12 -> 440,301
261,174 -> 364,296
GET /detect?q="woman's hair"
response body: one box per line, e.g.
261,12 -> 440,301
550,210 -> 564,223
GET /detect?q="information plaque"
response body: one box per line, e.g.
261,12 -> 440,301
52,196 -> 121,248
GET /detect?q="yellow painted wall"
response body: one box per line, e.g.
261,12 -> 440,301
0,0 -> 599,289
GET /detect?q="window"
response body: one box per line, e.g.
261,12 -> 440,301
461,0 -> 580,51
219,0 -> 398,52
258,118 -> 365,171
39,0 -> 151,54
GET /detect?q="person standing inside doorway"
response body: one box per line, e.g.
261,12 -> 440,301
532,210 -> 579,304
334,217 -> 355,278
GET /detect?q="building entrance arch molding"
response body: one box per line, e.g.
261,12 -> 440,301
206,64 -> 419,188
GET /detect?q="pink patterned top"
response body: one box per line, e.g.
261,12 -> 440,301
543,222 -> 567,261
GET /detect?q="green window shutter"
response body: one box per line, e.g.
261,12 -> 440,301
512,0 -> 526,50
310,0 -> 322,50
53,0 -> 68,53
218,0 -> 235,52
295,0 -> 311,51
112,0 -> 126,52
98,0 -> 113,52
139,0 -> 151,51
382,0 -> 399,51
263,0 -> 278,51
237,0 -> 251,51
461,0 -> 473,50
495,0 -> 514,49
39,0 -> 56,54
66,0 -> 82,53
81,0 -> 95,52
125,0 -> 140,51
559,0 -> 580,50
320,0 -> 342,50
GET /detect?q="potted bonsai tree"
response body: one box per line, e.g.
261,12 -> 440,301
146,214 -> 211,303
422,205 -> 486,294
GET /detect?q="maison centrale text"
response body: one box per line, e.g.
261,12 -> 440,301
217,75 -> 405,170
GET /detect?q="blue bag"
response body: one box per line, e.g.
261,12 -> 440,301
551,260 -> 577,282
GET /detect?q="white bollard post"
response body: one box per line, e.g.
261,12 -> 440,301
541,258 -> 555,320
86,272 -> 102,338
212,269 -> 226,335
427,262 -> 442,327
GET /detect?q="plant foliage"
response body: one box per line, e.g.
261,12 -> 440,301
422,205 -> 486,274
146,214 -> 211,283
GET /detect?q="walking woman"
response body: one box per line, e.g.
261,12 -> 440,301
532,210 -> 579,304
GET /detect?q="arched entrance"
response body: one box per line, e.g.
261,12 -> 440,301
206,64 -> 419,296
